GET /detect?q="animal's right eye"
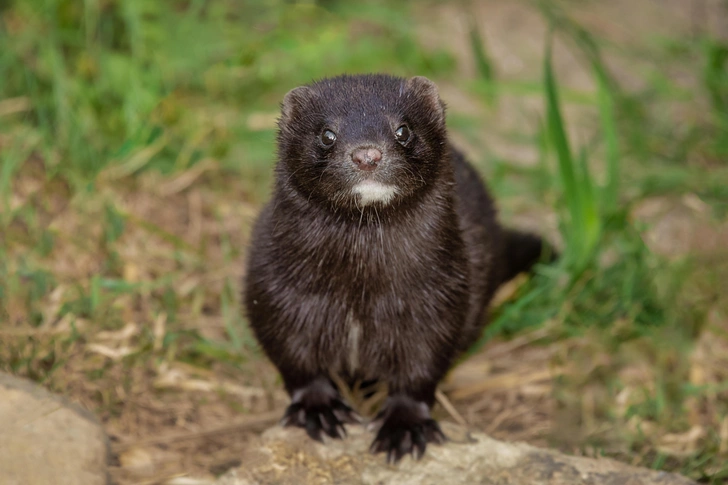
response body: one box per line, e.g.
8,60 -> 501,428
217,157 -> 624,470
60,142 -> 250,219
321,129 -> 337,146
395,125 -> 411,144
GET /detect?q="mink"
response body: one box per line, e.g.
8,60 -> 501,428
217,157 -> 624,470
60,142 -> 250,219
243,74 -> 547,463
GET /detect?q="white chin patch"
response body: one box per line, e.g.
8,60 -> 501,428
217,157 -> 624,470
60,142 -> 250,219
352,180 -> 398,206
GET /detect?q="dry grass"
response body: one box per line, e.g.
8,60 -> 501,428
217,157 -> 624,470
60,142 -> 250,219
2,160 -> 284,482
3,157 -> 727,483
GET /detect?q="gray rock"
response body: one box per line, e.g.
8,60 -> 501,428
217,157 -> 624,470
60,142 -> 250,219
216,423 -> 695,485
0,372 -> 110,485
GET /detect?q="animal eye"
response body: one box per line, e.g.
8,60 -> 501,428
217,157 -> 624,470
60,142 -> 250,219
321,129 -> 337,146
395,125 -> 410,144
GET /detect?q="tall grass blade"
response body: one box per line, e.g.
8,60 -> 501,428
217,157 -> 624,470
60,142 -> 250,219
544,36 -> 584,266
597,71 -> 620,212
577,147 -> 601,268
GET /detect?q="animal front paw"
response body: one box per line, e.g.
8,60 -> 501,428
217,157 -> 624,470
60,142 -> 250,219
281,378 -> 361,441
370,395 -> 446,463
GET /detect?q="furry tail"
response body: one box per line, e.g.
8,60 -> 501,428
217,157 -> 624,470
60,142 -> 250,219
500,229 -> 554,284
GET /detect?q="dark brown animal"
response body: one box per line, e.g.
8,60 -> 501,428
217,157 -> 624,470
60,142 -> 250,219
244,74 -> 545,463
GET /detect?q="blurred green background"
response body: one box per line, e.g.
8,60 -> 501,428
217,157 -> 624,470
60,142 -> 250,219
1,0 -> 727,483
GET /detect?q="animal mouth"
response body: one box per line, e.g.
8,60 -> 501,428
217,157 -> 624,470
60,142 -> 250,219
351,179 -> 398,206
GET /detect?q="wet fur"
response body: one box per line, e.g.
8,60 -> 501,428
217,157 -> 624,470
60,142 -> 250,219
244,74 -> 546,462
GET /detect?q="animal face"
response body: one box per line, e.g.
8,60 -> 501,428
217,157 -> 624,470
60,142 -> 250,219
276,74 -> 448,212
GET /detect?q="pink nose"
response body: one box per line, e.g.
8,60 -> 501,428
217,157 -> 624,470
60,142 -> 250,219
351,148 -> 382,171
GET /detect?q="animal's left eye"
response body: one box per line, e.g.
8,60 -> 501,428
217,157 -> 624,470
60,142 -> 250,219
394,125 -> 411,144
321,129 -> 337,147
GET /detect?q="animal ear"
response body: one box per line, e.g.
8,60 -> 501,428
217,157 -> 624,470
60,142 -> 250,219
406,76 -> 446,124
280,86 -> 313,124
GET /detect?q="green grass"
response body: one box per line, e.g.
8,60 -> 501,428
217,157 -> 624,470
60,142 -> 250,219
544,36 -> 601,274
469,7 -> 727,481
0,0 -> 455,190
704,38 -> 728,158
1,0 -> 727,483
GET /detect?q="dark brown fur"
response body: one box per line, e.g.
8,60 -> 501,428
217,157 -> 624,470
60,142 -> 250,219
244,74 -> 545,462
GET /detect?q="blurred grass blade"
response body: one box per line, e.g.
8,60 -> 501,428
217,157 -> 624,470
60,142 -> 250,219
597,70 -> 620,213
100,135 -> 168,181
221,279 -> 243,351
469,19 -> 494,83
577,147 -> 600,267
704,40 -> 728,118
544,36 -> 584,264
469,18 -> 496,103
0,137 -> 37,226
0,97 -> 31,118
